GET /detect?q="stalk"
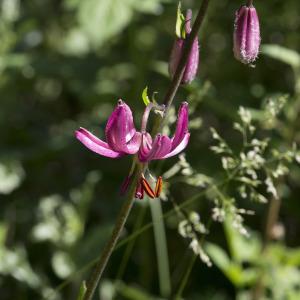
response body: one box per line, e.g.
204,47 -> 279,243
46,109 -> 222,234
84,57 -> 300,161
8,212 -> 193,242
82,1 -> 211,299
83,174 -> 138,300
246,0 -> 253,7
150,198 -> 171,297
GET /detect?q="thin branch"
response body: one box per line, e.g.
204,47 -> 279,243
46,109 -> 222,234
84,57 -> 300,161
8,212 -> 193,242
83,170 -> 140,300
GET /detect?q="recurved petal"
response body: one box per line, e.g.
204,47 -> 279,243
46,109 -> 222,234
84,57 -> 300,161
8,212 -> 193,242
124,132 -> 142,154
143,134 -> 163,162
75,127 -> 123,158
162,132 -> 190,159
138,132 -> 153,162
171,102 -> 189,150
152,135 -> 172,160
106,100 -> 137,153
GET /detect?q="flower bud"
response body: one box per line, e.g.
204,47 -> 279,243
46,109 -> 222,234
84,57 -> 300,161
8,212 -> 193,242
233,4 -> 260,64
169,9 -> 199,84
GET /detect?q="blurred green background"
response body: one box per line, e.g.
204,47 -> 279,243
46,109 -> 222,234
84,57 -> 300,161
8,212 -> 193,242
1,0 -> 300,299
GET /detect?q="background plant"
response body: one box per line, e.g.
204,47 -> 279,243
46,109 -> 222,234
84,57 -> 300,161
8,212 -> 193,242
1,0 -> 300,299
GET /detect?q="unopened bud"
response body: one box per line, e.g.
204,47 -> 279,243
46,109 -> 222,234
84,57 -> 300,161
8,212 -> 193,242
169,9 -> 199,84
233,4 -> 260,64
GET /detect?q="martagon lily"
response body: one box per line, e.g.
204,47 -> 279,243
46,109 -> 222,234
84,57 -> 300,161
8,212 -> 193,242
75,100 -> 190,199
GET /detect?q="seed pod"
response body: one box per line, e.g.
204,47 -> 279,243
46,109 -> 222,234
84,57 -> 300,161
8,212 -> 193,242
233,4 -> 260,64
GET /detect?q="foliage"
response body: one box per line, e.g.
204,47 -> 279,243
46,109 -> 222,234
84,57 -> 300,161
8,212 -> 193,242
1,0 -> 300,299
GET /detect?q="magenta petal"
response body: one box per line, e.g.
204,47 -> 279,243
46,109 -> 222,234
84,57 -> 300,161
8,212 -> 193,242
139,134 -> 172,162
124,132 -> 142,154
162,132 -> 190,159
171,102 -> 189,150
106,100 -> 137,153
183,37 -> 199,83
152,135 -> 172,160
168,37 -> 199,84
144,135 -> 163,162
138,133 -> 154,162
75,128 -> 123,158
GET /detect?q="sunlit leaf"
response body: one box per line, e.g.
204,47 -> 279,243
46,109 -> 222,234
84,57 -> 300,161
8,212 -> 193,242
77,0 -> 134,48
77,281 -> 87,300
142,86 -> 151,106
176,2 -> 186,39
261,44 -> 300,68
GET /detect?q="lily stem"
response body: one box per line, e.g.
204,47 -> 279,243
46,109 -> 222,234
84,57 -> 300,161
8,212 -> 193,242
82,1 -> 211,299
246,0 -> 253,7
83,176 -> 138,300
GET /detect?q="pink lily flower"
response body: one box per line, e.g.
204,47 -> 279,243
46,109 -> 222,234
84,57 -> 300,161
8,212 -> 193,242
75,100 -> 141,158
138,102 -> 190,162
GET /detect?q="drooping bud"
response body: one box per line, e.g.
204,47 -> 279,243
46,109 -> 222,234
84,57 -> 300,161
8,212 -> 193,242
233,4 -> 261,64
169,7 -> 199,84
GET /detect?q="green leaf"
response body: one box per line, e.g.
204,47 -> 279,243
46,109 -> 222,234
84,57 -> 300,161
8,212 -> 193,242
224,218 -> 261,263
77,0 -> 134,48
205,242 -> 258,287
205,242 -> 230,271
77,281 -> 87,300
261,44 -> 300,68
142,86 -> 151,106
175,2 -> 186,39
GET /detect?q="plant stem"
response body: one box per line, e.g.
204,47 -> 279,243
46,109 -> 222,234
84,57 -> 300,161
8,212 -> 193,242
115,205 -> 147,280
150,198 -> 171,297
252,195 -> 282,300
81,1 -> 212,298
83,175 -> 138,300
263,197 -> 281,248
246,0 -> 253,6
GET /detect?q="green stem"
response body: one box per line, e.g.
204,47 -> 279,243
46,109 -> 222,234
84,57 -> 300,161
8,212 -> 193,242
246,0 -> 253,6
150,199 -> 171,297
251,195 -> 282,300
83,172 -> 139,300
115,205 -> 147,280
